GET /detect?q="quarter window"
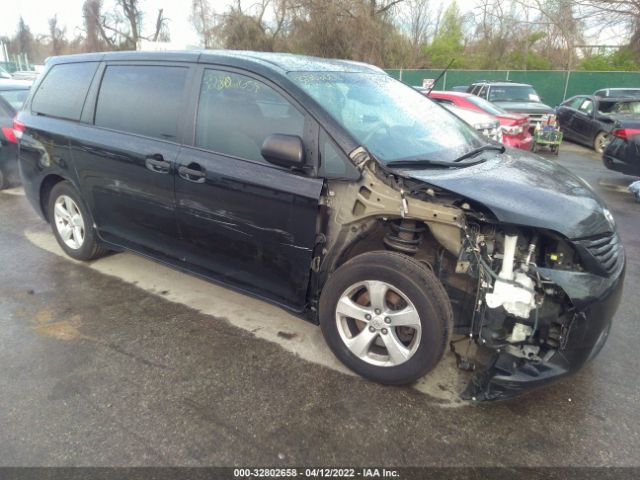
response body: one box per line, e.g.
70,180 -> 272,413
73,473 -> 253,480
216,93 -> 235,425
195,70 -> 304,163
32,62 -> 98,120
95,65 -> 188,141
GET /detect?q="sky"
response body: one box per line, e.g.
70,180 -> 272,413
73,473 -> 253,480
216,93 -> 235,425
0,0 -> 622,50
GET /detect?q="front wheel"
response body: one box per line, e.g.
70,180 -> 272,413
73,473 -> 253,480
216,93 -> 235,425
47,181 -> 108,261
319,251 -> 452,385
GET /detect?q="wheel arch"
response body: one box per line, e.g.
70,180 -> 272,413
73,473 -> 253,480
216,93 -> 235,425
39,174 -> 68,222
310,217 -> 455,311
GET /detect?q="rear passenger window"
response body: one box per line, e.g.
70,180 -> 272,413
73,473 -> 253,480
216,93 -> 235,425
95,65 -> 187,141
32,62 -> 98,120
195,69 -> 304,163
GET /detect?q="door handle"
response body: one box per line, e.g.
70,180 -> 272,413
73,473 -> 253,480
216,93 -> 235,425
145,154 -> 171,174
178,164 -> 206,183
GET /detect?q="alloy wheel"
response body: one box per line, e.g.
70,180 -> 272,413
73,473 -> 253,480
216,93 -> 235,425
53,195 -> 85,250
335,280 -> 422,367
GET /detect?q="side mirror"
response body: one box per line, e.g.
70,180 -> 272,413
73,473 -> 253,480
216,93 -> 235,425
261,134 -> 305,169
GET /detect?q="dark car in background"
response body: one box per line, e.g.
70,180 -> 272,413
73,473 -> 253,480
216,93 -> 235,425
0,80 -> 31,189
594,88 -> 640,99
603,123 -> 640,177
557,95 -> 640,153
467,81 -> 554,129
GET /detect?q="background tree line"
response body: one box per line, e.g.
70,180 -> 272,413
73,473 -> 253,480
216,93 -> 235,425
2,0 -> 640,71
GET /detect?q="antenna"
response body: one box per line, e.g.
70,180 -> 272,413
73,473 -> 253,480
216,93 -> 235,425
426,59 -> 455,96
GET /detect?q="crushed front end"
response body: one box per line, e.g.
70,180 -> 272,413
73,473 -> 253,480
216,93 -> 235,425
451,218 -> 625,401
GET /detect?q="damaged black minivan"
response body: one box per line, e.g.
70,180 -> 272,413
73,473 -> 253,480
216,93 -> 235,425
17,51 -> 624,401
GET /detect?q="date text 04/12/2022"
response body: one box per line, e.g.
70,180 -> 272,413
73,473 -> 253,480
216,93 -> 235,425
233,468 -> 400,478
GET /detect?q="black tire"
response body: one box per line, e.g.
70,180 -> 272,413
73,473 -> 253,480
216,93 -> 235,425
0,167 -> 5,190
594,132 -> 608,154
319,251 -> 452,385
47,181 -> 108,261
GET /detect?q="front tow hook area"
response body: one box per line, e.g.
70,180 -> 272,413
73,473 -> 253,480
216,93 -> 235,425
460,351 -> 570,402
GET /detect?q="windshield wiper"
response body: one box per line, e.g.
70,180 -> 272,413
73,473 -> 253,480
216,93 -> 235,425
386,158 -> 486,169
453,144 -> 504,163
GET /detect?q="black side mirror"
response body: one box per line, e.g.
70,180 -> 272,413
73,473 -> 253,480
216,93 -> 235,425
261,134 -> 305,169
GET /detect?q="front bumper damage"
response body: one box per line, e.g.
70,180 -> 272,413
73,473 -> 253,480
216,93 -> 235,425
461,264 -> 625,402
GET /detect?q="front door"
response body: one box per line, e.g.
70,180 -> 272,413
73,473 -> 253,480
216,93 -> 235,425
175,68 -> 324,309
572,97 -> 596,144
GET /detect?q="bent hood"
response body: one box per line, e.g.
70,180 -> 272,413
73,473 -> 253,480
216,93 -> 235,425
399,150 -> 613,239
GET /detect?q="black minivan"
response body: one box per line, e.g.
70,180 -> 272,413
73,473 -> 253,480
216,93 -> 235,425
17,51 -> 624,401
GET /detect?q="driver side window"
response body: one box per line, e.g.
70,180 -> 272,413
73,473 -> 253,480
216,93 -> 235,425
195,69 -> 305,163
567,97 -> 584,109
578,99 -> 594,116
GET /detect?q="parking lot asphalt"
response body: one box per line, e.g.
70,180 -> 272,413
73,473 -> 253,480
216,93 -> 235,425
0,141 -> 638,467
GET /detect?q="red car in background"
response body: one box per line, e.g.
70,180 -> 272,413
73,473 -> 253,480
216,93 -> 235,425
426,91 -> 533,151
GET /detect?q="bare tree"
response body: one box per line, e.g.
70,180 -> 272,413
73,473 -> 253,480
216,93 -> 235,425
575,0 -> 640,54
399,0 -> 433,66
82,0 -> 107,52
190,0 -> 216,48
48,15 -> 67,55
81,0 -> 171,50
16,17 -> 34,59
151,9 -> 171,42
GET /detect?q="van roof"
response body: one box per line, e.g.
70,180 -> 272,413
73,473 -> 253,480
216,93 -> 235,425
47,50 -> 386,75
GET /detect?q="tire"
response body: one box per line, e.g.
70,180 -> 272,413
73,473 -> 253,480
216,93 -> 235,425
0,167 -> 5,190
319,251 -> 452,385
594,132 -> 608,154
47,181 -> 108,261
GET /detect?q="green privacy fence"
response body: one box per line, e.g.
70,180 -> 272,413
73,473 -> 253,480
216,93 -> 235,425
386,69 -> 640,108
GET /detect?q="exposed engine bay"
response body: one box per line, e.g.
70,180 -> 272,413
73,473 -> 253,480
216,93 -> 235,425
452,222 -> 579,400
315,154 -> 621,401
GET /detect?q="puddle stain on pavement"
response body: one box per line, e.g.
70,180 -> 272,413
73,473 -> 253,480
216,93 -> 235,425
31,310 -> 84,341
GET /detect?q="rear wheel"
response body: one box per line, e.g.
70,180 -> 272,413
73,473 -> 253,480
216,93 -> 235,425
47,181 -> 108,261
319,251 -> 452,385
594,132 -> 608,154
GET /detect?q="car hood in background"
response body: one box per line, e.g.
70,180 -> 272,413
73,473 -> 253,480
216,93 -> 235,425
497,112 -> 528,123
444,104 -> 498,126
397,150 -> 612,239
495,101 -> 555,114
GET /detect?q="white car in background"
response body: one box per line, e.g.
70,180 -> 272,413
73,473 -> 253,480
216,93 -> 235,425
442,103 -> 504,144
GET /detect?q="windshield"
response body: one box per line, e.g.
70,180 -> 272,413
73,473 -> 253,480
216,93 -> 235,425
289,72 -> 485,163
489,85 -> 540,103
466,95 -> 507,116
0,89 -> 29,110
